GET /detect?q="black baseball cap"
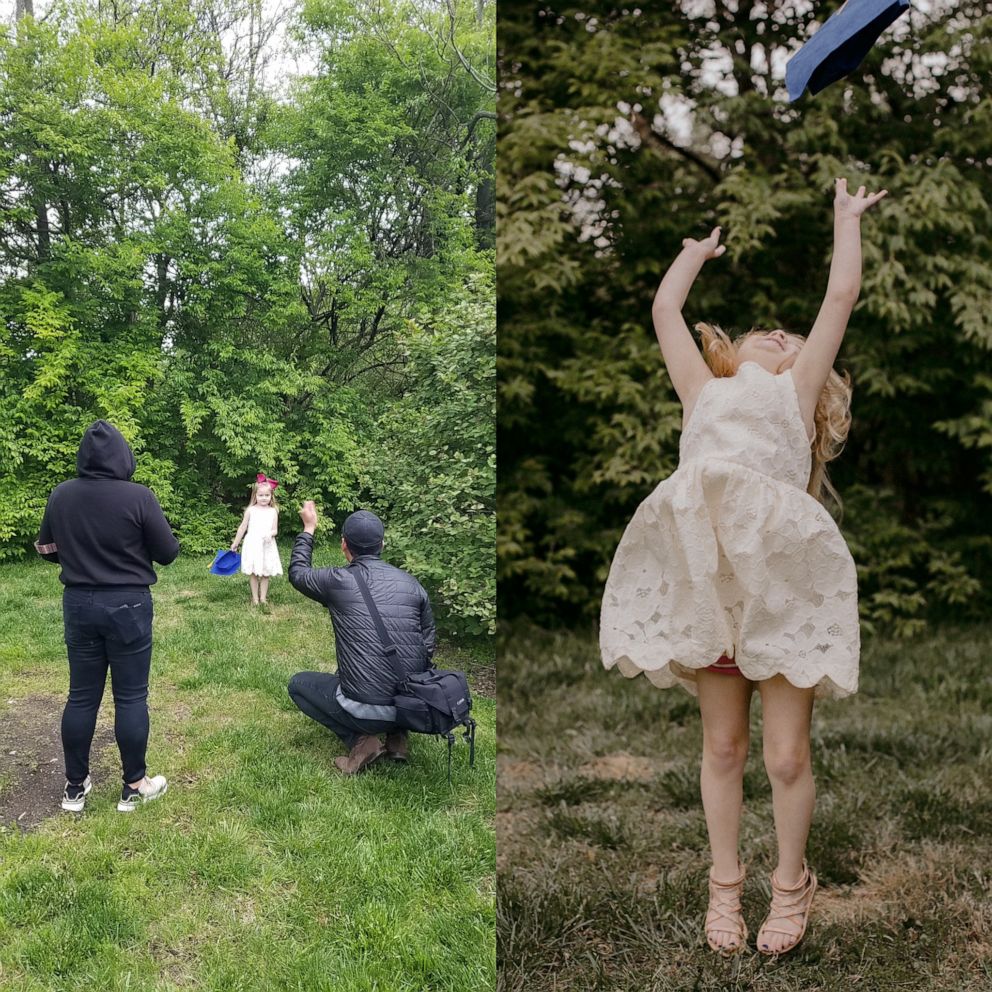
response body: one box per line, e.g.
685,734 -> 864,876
342,510 -> 385,555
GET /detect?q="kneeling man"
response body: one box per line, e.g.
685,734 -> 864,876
287,501 -> 435,774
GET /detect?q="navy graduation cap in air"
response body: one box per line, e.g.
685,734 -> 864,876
786,0 -> 910,102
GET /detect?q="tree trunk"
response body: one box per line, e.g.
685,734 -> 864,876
15,0 -> 50,264
475,176 -> 495,250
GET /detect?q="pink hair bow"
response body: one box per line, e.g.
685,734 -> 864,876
256,472 -> 279,491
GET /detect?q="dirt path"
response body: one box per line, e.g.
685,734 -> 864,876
0,694 -> 117,831
471,665 -> 496,698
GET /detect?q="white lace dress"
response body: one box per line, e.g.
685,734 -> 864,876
240,506 -> 283,577
600,361 -> 859,699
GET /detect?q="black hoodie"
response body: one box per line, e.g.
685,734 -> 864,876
35,421 -> 180,587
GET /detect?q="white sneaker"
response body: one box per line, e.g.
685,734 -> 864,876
117,774 -> 168,812
61,775 -> 92,812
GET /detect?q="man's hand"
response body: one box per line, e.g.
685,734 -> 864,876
681,226 -> 726,260
299,500 -> 319,534
834,177 -> 887,219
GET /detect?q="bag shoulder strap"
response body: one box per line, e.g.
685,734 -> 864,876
352,564 -> 405,688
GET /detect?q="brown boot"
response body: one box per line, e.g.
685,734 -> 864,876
385,731 -> 409,763
333,735 -> 386,775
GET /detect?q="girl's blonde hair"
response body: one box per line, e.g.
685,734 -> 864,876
247,482 -> 280,511
694,322 -> 853,509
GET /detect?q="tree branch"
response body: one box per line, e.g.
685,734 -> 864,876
629,112 -> 721,184
462,109 -> 497,147
342,359 -> 407,384
444,0 -> 496,94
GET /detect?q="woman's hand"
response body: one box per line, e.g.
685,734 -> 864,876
834,177 -> 887,218
681,226 -> 726,260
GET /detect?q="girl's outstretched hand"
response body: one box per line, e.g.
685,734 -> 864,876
834,177 -> 888,218
681,226 -> 726,260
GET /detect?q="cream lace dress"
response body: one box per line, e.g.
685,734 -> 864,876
600,361 -> 859,699
240,506 -> 283,577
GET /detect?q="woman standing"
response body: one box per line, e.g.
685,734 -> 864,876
35,420 -> 179,812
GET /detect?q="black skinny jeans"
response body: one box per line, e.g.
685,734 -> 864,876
62,587 -> 154,785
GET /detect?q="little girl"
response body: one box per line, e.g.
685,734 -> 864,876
600,179 -> 886,956
230,473 -> 283,607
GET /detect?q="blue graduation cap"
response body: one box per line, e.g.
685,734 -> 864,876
786,0 -> 910,102
209,549 -> 241,576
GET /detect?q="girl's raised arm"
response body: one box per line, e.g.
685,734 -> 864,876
792,178 -> 887,420
652,228 -> 723,410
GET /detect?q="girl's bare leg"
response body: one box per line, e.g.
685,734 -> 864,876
758,675 -> 816,953
697,669 -> 754,950
249,575 -> 260,605
260,577 -> 270,604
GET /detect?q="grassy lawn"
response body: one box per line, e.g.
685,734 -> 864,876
0,548 -> 495,992
497,623 -> 992,992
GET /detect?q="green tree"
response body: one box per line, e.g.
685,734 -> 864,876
278,0 -> 495,381
361,274 -> 496,635
0,0 -> 495,637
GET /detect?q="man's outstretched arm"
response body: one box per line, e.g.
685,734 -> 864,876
288,501 -> 329,604
288,531 -> 328,604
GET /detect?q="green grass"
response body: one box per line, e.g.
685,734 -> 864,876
497,623 -> 992,992
0,548 -> 495,992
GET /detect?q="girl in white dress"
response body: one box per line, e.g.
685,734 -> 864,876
600,179 -> 886,956
230,473 -> 283,607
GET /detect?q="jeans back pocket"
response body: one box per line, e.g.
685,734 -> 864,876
106,600 -> 152,645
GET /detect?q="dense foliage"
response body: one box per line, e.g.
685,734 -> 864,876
0,0 -> 495,636
498,0 -> 992,635
361,274 -> 496,634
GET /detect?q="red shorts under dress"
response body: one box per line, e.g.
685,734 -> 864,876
706,654 -> 741,676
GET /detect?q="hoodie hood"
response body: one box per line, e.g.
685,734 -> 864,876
76,420 -> 136,480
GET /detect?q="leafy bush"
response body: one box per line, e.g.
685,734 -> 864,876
361,275 -> 496,636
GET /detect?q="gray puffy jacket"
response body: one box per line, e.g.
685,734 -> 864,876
288,533 -> 436,705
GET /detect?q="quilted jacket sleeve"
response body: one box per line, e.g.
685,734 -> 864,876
288,532 -> 327,604
419,585 -> 436,662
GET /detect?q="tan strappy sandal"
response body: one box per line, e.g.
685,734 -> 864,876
757,862 -> 817,956
705,864 -> 748,955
